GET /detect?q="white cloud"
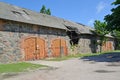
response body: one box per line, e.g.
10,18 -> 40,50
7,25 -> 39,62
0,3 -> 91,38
96,1 -> 106,13
87,19 -> 94,27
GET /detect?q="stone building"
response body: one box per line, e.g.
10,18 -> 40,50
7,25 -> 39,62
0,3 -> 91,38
0,2 -> 115,63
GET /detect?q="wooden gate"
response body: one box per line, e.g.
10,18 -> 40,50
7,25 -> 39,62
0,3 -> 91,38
102,41 -> 112,51
51,38 -> 68,57
24,37 -> 46,60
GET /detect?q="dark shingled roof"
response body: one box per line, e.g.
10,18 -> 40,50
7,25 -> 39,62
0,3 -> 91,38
0,2 -> 93,34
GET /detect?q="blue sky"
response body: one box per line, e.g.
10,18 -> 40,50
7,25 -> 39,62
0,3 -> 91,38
0,0 -> 114,27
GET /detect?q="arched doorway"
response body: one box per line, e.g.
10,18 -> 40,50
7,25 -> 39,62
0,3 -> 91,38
51,38 -> 68,57
23,37 -> 46,60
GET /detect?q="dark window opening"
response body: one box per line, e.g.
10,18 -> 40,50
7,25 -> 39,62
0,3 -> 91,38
12,11 -> 22,16
67,31 -> 79,45
23,10 -> 29,15
11,10 -> 31,20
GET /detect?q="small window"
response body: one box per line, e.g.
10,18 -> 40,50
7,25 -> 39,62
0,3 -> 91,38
23,10 -> 29,15
11,10 -> 31,20
12,11 -> 22,16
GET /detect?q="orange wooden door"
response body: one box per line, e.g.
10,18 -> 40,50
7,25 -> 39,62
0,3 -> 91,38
24,37 -> 36,60
51,39 -> 61,57
102,41 -> 113,51
51,39 -> 68,57
37,38 -> 46,59
109,42 -> 112,50
24,37 -> 46,60
107,42 -> 112,51
61,39 -> 68,56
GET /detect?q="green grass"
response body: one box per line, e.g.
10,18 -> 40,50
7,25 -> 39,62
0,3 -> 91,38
0,51 -> 119,73
46,51 -> 120,61
0,62 -> 47,73
45,53 -> 98,61
112,50 -> 120,52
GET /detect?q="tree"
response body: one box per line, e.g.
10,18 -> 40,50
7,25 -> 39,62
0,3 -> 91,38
112,30 -> 120,49
46,9 -> 51,15
40,5 -> 51,15
104,0 -> 120,50
104,0 -> 120,31
40,5 -> 46,14
93,20 -> 109,53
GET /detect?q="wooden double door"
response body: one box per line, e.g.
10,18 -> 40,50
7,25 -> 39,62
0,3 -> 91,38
24,37 -> 46,60
23,37 -> 68,60
102,41 -> 112,51
51,38 -> 68,57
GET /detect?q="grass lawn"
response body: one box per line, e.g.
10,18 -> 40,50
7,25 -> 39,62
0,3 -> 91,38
0,62 -> 47,73
45,53 -> 99,61
46,50 -> 120,61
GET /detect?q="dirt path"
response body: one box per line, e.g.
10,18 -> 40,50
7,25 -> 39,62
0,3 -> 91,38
3,57 -> 120,80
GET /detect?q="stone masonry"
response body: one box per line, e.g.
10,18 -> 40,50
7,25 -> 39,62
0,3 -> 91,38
0,19 -> 115,63
0,19 -> 69,63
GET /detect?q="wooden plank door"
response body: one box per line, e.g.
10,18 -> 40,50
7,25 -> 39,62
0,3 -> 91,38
24,37 -> 36,60
102,41 -> 113,51
107,42 -> 112,51
51,39 -> 61,57
61,39 -> 68,56
37,38 -> 46,59
24,37 -> 46,60
51,38 -> 68,57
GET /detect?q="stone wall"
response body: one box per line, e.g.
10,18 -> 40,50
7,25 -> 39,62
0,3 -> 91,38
81,35 -> 114,53
0,19 -> 115,63
69,34 -> 115,54
78,35 -> 97,53
0,19 -> 69,63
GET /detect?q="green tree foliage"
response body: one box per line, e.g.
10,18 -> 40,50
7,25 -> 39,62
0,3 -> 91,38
40,5 -> 51,15
104,0 -> 120,31
40,5 -> 46,14
93,20 -> 109,53
112,0 -> 120,5
104,0 -> 120,50
46,9 -> 51,15
94,20 -> 108,36
112,30 -> 120,39
112,30 -> 120,49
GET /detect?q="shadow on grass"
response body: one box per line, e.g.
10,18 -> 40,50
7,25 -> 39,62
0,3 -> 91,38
81,52 -> 120,62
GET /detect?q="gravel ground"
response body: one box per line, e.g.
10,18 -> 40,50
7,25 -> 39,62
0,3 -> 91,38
2,53 -> 120,80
